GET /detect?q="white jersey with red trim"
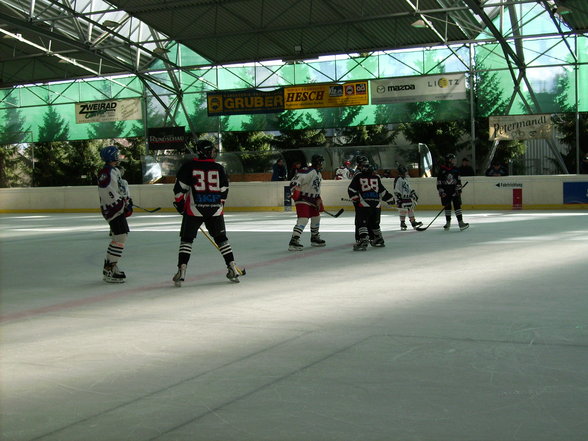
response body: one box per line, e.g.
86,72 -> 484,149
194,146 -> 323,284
393,175 -> 417,209
290,166 -> 322,206
97,165 -> 127,222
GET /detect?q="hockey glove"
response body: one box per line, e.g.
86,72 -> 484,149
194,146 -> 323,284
124,199 -> 133,217
410,190 -> 418,202
291,186 -> 301,201
173,200 -> 185,214
316,197 -> 325,212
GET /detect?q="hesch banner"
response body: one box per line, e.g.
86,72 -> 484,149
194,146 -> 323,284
371,73 -> 467,104
75,98 -> 142,124
489,114 -> 553,141
283,81 -> 368,110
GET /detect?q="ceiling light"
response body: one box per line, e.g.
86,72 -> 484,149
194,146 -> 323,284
103,20 -> 119,27
411,19 -> 428,28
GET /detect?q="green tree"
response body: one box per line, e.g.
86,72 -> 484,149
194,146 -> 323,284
60,139 -> 102,185
31,106 -> 70,186
552,73 -> 588,173
395,100 -> 468,173
0,106 -> 30,187
118,138 -> 146,184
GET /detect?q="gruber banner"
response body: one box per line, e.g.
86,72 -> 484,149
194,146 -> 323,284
75,98 -> 142,124
147,126 -> 186,150
489,114 -> 553,141
207,89 -> 284,116
370,73 -> 466,104
284,81 -> 368,110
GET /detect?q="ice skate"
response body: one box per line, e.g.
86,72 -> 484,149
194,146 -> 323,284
353,238 -> 369,251
459,221 -> 470,231
226,261 -> 246,283
400,221 -> 407,231
443,220 -> 451,231
172,264 -> 187,287
411,220 -> 423,229
310,234 -> 326,247
288,237 -> 303,251
370,236 -> 385,247
103,260 -> 125,283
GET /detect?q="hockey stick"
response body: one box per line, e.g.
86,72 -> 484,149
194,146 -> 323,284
415,181 -> 468,231
198,227 -> 246,277
199,227 -> 220,250
323,208 -> 344,218
341,197 -> 398,210
132,203 -> 162,213
308,201 -> 344,218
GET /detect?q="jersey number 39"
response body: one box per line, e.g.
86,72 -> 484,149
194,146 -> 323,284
192,170 -> 220,191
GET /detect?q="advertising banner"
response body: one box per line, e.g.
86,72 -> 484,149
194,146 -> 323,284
371,73 -> 466,104
283,81 -> 368,110
207,89 -> 284,116
147,126 -> 186,150
489,114 -> 553,140
563,182 -> 588,204
75,98 -> 142,124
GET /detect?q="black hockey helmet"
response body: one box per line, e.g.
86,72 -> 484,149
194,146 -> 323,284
356,155 -> 372,172
196,139 -> 216,159
311,154 -> 324,169
445,153 -> 456,163
397,164 -> 408,176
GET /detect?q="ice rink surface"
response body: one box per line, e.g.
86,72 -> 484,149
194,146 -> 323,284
1,209 -> 587,441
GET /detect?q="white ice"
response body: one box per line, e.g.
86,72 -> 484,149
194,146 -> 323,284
1,210 -> 587,441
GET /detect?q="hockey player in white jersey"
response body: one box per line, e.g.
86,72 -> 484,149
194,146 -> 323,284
393,164 -> 422,230
288,154 -> 326,251
97,146 -> 133,283
334,160 -> 353,180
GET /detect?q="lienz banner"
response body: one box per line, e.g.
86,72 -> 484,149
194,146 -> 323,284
75,98 -> 142,124
489,114 -> 553,141
207,89 -> 285,116
371,73 -> 466,104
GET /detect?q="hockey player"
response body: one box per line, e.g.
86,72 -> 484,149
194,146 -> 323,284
437,153 -> 469,231
97,145 -> 133,283
172,139 -> 245,286
288,154 -> 326,251
393,164 -> 422,230
347,156 -> 395,251
334,160 -> 353,180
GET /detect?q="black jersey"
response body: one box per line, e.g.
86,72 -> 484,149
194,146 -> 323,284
437,165 -> 462,196
173,158 -> 229,217
348,171 -> 394,208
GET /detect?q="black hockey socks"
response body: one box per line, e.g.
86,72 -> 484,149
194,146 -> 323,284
178,241 -> 192,266
218,241 -> 235,266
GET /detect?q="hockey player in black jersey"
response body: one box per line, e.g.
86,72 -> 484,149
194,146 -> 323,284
347,156 -> 395,251
437,153 -> 469,231
172,139 -> 245,286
